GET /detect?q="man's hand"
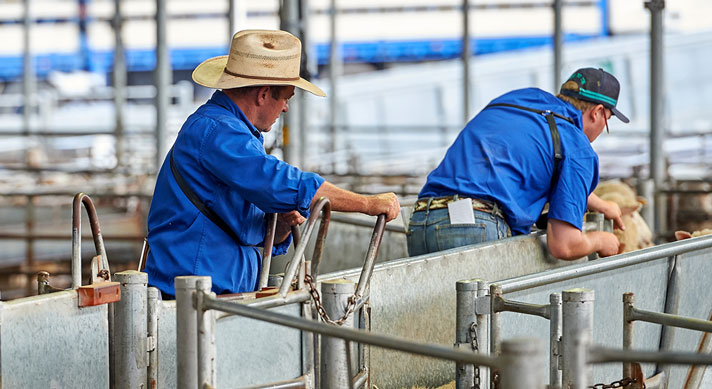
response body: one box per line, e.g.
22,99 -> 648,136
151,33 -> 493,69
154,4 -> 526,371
274,211 -> 306,244
366,192 -> 400,222
596,231 -> 621,257
588,193 -> 625,230
601,200 -> 625,231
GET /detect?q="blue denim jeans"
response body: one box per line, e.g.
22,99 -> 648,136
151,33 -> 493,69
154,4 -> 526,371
406,207 -> 510,257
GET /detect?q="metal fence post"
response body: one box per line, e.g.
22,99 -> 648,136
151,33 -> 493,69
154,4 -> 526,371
550,293 -> 563,388
623,292 -> 635,380
456,280 -> 477,388
490,284 -> 503,385
562,288 -> 594,388
476,280 -> 490,389
113,270 -> 148,388
320,279 -> 357,388
176,276 -> 211,389
196,280 -> 216,388
499,338 -> 545,389
147,287 -> 159,389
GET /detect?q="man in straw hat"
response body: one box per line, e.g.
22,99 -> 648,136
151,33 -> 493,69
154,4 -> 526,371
407,68 -> 629,260
144,30 -> 399,298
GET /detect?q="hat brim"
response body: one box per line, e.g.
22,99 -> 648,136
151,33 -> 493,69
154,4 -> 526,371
610,106 -> 630,123
192,55 -> 326,97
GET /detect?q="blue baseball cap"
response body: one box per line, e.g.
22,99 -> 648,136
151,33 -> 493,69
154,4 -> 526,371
560,68 -> 630,123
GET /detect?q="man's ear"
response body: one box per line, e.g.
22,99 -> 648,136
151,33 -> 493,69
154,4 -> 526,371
255,86 -> 271,106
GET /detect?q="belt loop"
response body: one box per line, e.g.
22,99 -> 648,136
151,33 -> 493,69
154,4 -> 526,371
425,197 -> 434,216
453,194 -> 459,201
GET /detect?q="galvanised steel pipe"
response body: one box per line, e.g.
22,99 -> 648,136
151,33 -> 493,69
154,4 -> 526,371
476,280 -> 490,389
200,292 -> 502,368
354,214 -> 386,299
498,234 -> 712,293
499,338 -> 546,389
455,279 -> 478,387
549,293 -> 563,389
259,213 -> 278,290
562,289 -> 594,388
176,276 -> 211,389
279,197 -> 331,297
492,295 -> 551,319
589,347 -> 712,365
631,306 -> 712,333
623,292 -> 635,380
196,280 -> 217,388
147,287 -> 159,389
321,280 -> 357,388
113,271 -> 148,388
72,193 -> 110,289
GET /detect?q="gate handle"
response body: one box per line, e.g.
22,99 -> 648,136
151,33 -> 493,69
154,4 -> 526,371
278,197 -> 331,297
72,193 -> 111,289
354,214 -> 386,299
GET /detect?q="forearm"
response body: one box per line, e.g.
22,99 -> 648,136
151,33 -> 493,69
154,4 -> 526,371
313,181 -> 369,213
587,192 -> 606,213
547,218 -> 619,260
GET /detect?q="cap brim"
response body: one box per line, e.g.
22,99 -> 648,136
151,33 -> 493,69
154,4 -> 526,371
192,55 -> 326,97
610,106 -> 630,123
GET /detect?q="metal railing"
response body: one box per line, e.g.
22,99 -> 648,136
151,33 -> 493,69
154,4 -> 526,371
178,275 -> 548,389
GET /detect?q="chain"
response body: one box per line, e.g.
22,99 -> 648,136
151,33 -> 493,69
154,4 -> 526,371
304,274 -> 357,326
469,322 -> 481,389
588,377 -> 641,389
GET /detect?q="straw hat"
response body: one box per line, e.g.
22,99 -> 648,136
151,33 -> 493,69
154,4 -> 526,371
192,29 -> 325,97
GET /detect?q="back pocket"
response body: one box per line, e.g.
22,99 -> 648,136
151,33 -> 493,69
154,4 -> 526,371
435,223 -> 487,252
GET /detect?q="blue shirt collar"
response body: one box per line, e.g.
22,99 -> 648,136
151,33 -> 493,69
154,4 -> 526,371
209,90 -> 264,142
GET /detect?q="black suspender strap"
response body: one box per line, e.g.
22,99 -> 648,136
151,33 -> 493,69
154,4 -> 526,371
485,102 -> 574,185
169,148 -> 247,246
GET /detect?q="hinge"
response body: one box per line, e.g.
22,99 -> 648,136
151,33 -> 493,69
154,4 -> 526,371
147,335 -> 156,353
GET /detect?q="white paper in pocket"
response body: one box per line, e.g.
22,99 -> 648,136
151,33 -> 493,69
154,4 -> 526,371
447,198 -> 475,224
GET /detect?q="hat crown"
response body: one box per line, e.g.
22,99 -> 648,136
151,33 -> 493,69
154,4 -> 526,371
560,67 -> 629,123
225,30 -> 301,80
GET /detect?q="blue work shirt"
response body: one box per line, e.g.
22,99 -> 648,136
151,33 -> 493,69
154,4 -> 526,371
419,87 -> 599,235
145,90 -> 324,296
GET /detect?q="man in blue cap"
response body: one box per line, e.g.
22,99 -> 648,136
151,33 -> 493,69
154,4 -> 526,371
408,67 -> 628,260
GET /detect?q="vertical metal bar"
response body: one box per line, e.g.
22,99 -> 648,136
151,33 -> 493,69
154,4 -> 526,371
113,271 -> 148,388
553,0 -> 563,91
155,0 -> 170,170
329,0 -> 341,168
490,284 -> 502,385
476,280 -> 490,389
354,215 -> 386,299
462,0 -> 471,123
499,338 -> 545,389
259,213 -> 278,290
455,280 -> 477,388
228,0 -> 246,39
646,0 -> 666,240
147,287 -> 159,389
302,293 -> 316,387
623,292 -> 635,380
300,0 -> 313,168
25,195 -> 35,295
656,255 -> 681,388
113,0 -> 126,169
320,279 -> 357,388
570,331 -> 591,389
280,0 -> 301,166
23,0 -> 34,139
550,293 -> 563,388
196,281 -> 216,388
176,276 -> 211,389
562,289 -> 594,388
